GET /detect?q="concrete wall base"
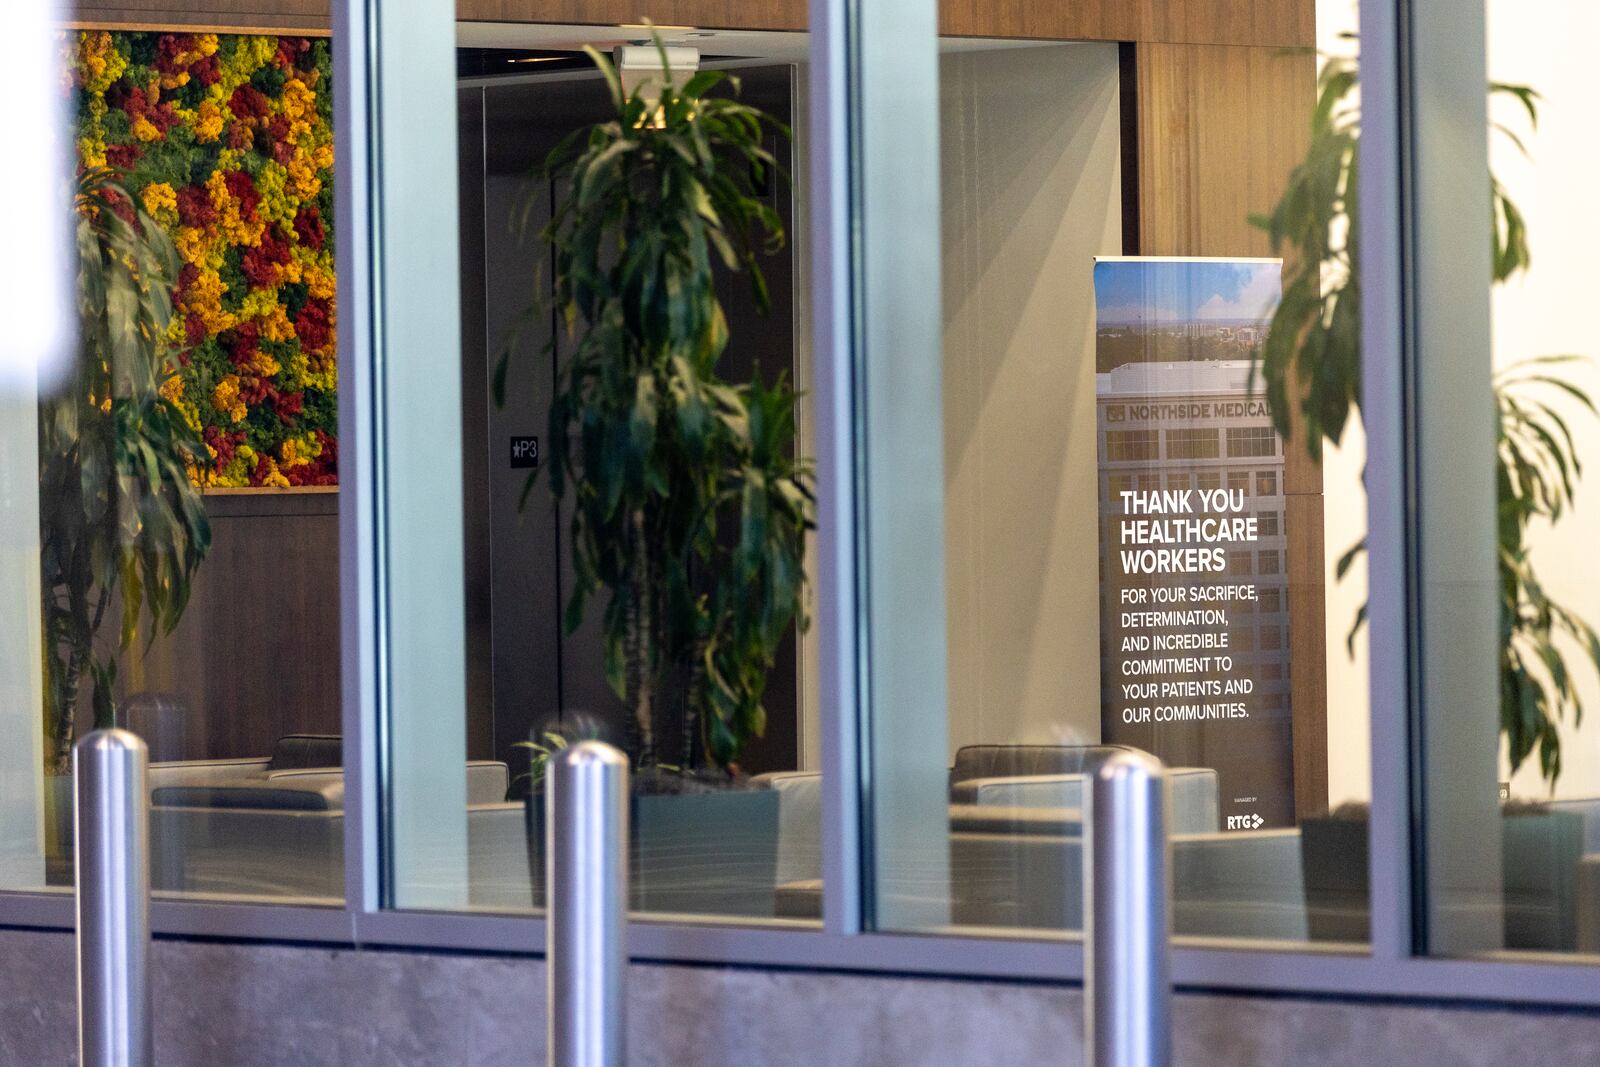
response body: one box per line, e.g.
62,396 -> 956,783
4,927 -> 1600,1065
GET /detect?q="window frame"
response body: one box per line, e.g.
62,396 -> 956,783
9,0 -> 1600,1011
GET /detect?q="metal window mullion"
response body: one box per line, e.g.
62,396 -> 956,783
846,0 -> 951,934
334,0 -> 380,917
1403,0 -> 1503,957
809,0 -> 865,937
1357,0 -> 1414,964
335,0 -> 469,917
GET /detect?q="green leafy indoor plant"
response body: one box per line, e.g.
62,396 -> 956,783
500,43 -> 813,778
38,166 -> 211,775
1253,42 -> 1600,786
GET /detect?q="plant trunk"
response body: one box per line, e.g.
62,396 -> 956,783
635,668 -> 656,768
623,585 -> 648,766
626,511 -> 657,768
682,635 -> 706,771
50,643 -> 88,777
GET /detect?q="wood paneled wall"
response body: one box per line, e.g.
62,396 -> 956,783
1132,40 -> 1328,819
938,0 -> 1311,47
1134,44 -> 1314,261
100,490 -> 343,763
73,0 -> 1313,47
69,0 -> 328,34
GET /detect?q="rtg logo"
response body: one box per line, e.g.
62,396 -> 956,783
1226,813 -> 1265,831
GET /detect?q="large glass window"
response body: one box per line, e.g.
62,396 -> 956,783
857,3 -> 1374,945
1,0 -> 1598,1013
1416,0 -> 1600,960
380,20 -> 822,923
0,29 -> 345,905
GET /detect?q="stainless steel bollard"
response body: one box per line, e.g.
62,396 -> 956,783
1086,749 -> 1172,1067
74,728 -> 152,1067
546,741 -> 628,1067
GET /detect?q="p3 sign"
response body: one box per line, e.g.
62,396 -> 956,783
509,436 -> 540,469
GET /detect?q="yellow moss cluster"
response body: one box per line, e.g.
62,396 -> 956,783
77,32 -> 127,95
278,431 -> 322,471
194,98 -> 225,143
210,375 -> 247,424
141,181 -> 178,227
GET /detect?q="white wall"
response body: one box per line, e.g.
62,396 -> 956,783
1487,2 -> 1600,801
1317,0 -> 1600,804
1315,1 -> 1373,810
939,43 -> 1123,757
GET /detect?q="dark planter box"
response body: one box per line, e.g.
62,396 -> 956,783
1299,815 -> 1370,942
1301,809 -> 1584,949
43,775 -> 74,886
526,786 -> 780,918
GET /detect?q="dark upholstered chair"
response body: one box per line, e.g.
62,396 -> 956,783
949,744 -> 1138,788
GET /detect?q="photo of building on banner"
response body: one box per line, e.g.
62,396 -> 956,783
1093,257 -> 1293,830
